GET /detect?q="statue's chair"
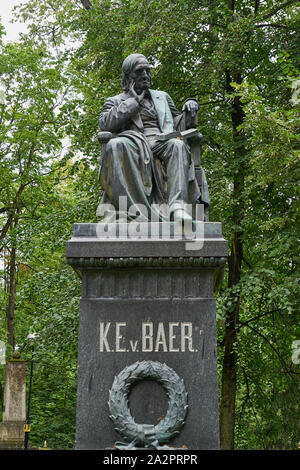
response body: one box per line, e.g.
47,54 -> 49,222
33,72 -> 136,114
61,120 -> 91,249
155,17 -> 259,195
97,109 -> 209,221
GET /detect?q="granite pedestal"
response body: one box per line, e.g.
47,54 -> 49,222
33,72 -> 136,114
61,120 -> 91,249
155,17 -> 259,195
66,222 -> 227,450
0,360 -> 26,447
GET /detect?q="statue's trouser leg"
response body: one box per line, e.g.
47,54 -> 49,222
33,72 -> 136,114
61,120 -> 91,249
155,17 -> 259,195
151,138 -> 190,213
99,136 -> 154,221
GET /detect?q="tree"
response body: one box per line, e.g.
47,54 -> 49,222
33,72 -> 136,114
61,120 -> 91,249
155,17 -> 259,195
0,26 -> 101,444
0,0 -> 298,449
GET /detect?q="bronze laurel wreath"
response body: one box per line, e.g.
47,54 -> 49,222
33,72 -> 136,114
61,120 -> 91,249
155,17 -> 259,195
108,360 -> 188,448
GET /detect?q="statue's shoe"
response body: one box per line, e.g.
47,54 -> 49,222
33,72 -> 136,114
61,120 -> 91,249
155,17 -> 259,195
172,208 -> 192,223
172,208 -> 194,239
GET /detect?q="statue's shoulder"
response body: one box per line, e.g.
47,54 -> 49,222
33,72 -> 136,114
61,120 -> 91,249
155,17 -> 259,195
150,89 -> 175,104
150,89 -> 168,98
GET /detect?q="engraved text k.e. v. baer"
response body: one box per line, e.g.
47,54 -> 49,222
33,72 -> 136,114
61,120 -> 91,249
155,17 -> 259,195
99,321 -> 203,353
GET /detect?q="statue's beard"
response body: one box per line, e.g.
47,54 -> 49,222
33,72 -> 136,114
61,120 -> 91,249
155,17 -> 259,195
134,77 -> 151,94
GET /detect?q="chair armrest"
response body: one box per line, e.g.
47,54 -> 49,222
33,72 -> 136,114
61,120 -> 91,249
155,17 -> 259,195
183,108 -> 198,129
98,131 -> 113,144
186,131 -> 203,144
187,132 -> 203,168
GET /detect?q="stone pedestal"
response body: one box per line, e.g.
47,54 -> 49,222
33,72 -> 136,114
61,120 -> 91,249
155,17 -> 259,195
66,222 -> 227,450
0,360 -> 26,447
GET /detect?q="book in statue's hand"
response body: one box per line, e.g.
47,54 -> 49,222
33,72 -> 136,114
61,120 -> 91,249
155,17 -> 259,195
156,128 -> 199,141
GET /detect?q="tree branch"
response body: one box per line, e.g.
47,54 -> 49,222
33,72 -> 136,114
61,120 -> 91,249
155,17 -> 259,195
255,23 -> 293,28
198,99 -> 226,106
228,0 -> 235,12
243,323 -> 300,392
0,183 -> 28,243
262,0 -> 299,21
239,362 -> 250,415
238,308 -> 282,330
80,0 -> 91,9
236,335 -> 251,416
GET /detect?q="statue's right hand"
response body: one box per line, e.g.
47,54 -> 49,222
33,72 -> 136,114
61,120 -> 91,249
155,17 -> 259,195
128,81 -> 145,104
128,81 -> 138,99
138,89 -> 146,102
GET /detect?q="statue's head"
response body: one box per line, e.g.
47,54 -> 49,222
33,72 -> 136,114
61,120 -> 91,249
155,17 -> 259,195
122,53 -> 152,93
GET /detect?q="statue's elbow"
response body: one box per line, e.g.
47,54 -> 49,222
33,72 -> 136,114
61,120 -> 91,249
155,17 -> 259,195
98,119 -> 110,132
99,117 -> 118,133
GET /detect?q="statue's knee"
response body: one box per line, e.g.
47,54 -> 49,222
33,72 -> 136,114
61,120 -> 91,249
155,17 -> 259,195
106,137 -> 123,153
105,138 -> 128,162
168,138 -> 188,155
168,138 -> 184,149
167,138 -> 189,161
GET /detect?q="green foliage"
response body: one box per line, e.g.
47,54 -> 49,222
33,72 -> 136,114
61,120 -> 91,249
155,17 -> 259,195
0,0 -> 299,449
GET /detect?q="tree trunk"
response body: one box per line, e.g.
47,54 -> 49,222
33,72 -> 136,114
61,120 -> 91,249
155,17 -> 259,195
219,78 -> 245,449
219,224 -> 243,448
80,0 -> 91,9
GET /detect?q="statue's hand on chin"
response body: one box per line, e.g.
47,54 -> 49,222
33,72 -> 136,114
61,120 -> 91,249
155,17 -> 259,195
128,80 -> 145,104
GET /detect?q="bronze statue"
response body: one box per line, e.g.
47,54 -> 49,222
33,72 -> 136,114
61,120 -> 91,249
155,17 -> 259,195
97,53 -> 209,223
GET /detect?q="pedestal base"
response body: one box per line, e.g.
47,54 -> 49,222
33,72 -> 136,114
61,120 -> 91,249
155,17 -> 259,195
66,222 -> 227,450
0,421 -> 25,448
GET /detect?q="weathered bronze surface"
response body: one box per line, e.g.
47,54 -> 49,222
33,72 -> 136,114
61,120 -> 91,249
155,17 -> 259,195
97,53 -> 209,222
108,360 -> 188,449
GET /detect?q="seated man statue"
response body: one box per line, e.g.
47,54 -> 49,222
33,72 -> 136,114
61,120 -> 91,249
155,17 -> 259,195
97,53 -> 209,223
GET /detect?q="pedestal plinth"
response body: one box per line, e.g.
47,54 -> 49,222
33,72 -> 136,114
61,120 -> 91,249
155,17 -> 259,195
66,222 -> 227,450
0,360 -> 26,447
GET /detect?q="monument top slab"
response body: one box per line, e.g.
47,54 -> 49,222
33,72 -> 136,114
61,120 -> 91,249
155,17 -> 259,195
66,222 -> 228,261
